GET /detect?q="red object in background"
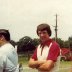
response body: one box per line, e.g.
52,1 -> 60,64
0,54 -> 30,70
60,48 -> 72,61
61,48 -> 70,55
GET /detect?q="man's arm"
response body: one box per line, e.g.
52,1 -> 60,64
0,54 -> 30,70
38,60 -> 54,71
28,48 -> 45,69
28,58 -> 45,69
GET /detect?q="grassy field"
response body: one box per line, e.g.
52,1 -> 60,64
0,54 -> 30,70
59,61 -> 72,72
18,56 -> 72,72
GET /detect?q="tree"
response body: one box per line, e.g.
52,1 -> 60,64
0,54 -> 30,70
32,38 -> 40,47
52,37 -> 64,48
17,36 -> 35,53
17,36 -> 37,60
68,36 -> 72,50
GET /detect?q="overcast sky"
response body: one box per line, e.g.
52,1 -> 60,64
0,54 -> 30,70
0,0 -> 72,41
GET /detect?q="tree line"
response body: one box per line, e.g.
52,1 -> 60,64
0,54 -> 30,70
10,36 -> 72,53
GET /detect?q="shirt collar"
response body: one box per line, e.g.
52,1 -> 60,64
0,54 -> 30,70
41,38 -> 53,47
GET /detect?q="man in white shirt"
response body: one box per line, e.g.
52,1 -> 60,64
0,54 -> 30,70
0,29 -> 19,72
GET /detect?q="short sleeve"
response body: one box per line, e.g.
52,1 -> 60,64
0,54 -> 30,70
47,42 -> 60,62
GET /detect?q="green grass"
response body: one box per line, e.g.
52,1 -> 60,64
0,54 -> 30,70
18,56 -> 29,65
60,61 -> 72,68
59,61 -> 72,72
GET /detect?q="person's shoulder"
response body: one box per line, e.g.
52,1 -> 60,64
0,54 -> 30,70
52,40 -> 59,46
51,40 -> 60,49
7,43 -> 15,49
4,43 -> 15,53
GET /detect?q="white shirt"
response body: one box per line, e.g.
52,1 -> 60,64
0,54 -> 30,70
0,43 -> 18,72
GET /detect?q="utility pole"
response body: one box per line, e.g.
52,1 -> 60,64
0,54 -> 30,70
55,14 -> 58,42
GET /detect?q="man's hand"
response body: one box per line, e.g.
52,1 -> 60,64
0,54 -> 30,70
28,58 -> 45,69
38,60 -> 54,71
35,60 -> 45,69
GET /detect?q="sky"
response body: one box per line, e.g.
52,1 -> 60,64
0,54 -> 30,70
0,0 -> 72,41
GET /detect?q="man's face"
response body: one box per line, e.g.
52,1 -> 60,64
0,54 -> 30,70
37,30 -> 49,43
